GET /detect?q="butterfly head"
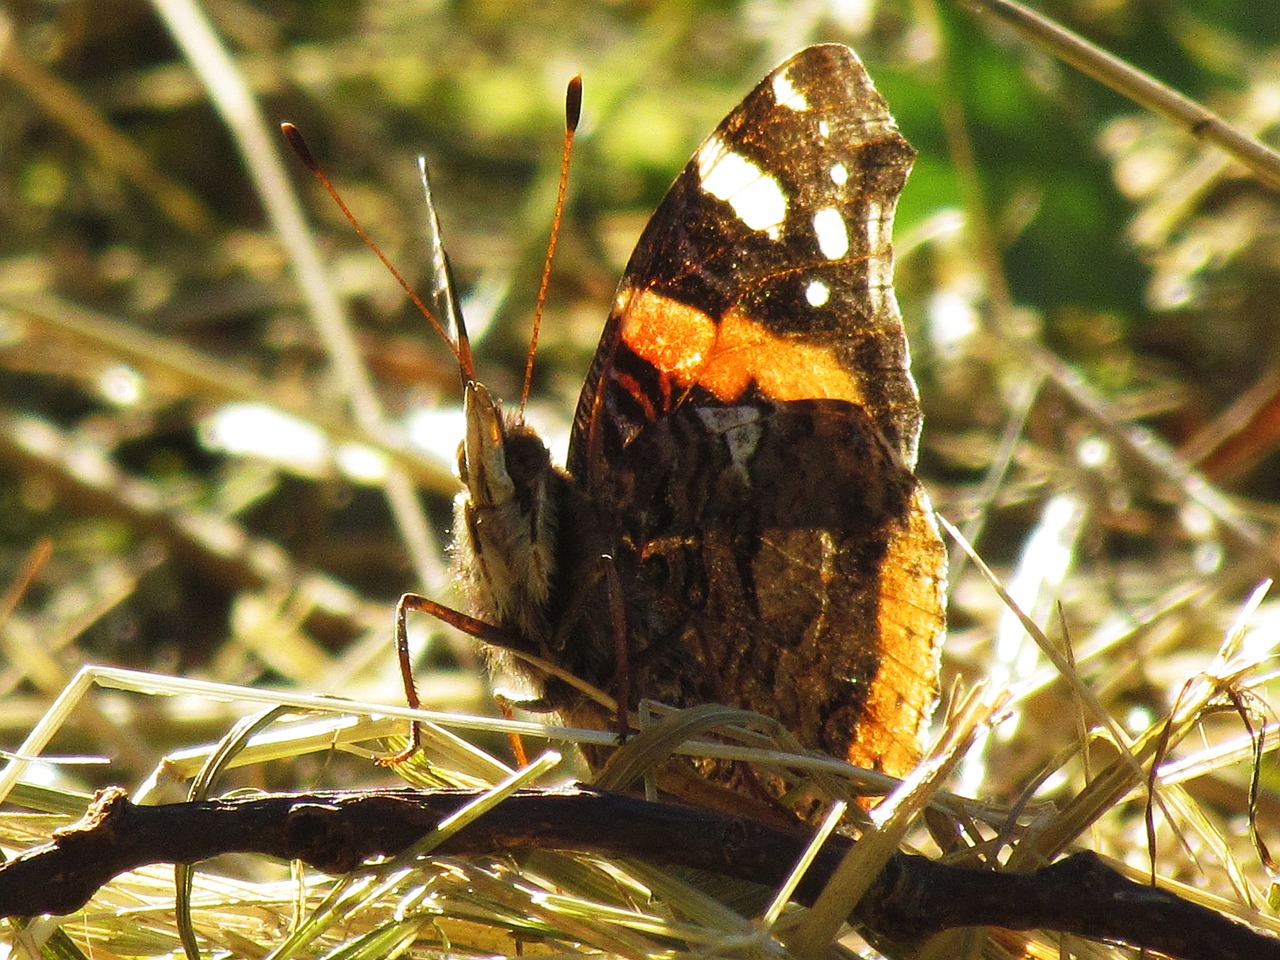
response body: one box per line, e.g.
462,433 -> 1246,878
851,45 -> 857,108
454,380 -> 561,645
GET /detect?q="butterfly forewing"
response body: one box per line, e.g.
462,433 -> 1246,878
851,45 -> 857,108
572,44 -> 921,482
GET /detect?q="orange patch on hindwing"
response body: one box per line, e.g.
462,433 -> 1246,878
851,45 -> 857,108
847,485 -> 946,777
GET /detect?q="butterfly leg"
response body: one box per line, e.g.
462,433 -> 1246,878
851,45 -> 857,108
602,555 -> 631,741
375,592 -> 527,766
374,592 -> 434,766
492,694 -> 531,767
546,553 -> 632,741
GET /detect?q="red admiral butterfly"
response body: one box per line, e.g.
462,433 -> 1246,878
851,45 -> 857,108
439,43 -> 947,785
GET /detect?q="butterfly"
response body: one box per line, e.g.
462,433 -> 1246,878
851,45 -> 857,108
392,43 -> 947,787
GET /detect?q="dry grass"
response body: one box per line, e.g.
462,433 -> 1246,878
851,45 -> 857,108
2,0 -> 1280,957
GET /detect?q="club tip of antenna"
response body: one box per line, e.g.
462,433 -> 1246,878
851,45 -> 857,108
566,75 -> 583,132
280,122 -> 316,167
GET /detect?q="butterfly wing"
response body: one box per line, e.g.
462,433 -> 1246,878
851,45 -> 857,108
565,44 -> 946,778
571,43 -> 923,480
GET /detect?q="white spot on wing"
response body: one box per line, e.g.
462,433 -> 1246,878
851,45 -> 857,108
865,198 -> 889,288
813,207 -> 849,260
861,195 -> 897,333
805,280 -> 830,307
818,119 -> 830,138
772,71 -> 808,111
829,162 -> 848,186
865,198 -> 886,247
697,137 -> 788,235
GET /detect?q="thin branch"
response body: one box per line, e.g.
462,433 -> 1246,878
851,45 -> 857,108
965,0 -> 1280,190
2,786 -> 1276,960
4,292 -> 456,495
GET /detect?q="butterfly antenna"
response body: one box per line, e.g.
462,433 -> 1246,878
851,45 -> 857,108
281,122 -> 474,381
520,75 -> 582,415
417,156 -> 475,386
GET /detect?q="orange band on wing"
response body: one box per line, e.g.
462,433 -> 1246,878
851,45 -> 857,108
616,288 -> 717,383
619,288 -> 863,404
847,484 -> 946,778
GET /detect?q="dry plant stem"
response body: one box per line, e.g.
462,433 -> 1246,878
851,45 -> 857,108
4,292 -> 457,494
0,543 -> 63,695
2,786 -> 1276,960
918,0 -> 1015,318
1030,345 -> 1280,578
0,663 -> 561,804
934,0 -> 1280,579
0,540 -> 51,630
1183,368 -> 1280,482
0,12 -> 214,234
149,0 -> 444,591
791,685 -> 1001,959
965,0 -> 1280,190
941,517 -> 1272,867
0,409 -> 385,631
939,516 -> 1139,764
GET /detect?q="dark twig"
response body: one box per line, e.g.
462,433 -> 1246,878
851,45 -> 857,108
2,786 -> 1276,960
